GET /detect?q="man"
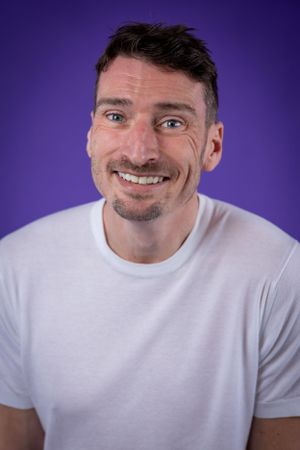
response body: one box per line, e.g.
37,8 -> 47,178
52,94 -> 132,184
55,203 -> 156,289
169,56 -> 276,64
0,23 -> 299,450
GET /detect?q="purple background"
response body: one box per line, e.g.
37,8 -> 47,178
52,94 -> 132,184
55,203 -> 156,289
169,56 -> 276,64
1,0 -> 299,240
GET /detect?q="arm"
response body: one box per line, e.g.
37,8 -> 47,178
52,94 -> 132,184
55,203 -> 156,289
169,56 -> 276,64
247,417 -> 300,450
0,404 -> 44,450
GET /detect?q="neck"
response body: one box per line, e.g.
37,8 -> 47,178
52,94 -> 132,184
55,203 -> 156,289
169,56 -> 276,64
103,195 -> 199,263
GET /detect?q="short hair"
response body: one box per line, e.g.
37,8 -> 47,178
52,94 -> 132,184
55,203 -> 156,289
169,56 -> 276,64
94,22 -> 219,125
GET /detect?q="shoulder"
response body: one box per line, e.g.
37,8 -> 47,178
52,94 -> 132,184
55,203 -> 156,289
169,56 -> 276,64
0,200 -> 101,266
201,195 -> 299,281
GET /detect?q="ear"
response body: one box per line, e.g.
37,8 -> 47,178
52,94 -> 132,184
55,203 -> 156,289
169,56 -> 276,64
202,121 -> 224,172
86,111 -> 94,158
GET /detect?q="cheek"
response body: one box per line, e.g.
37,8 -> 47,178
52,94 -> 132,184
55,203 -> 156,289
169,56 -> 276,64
90,126 -> 122,157
187,132 -> 208,176
173,134 -> 203,173
179,136 -> 204,191
90,155 -> 109,197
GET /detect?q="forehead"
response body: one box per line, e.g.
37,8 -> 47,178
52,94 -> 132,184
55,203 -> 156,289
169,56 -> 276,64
97,56 -> 206,113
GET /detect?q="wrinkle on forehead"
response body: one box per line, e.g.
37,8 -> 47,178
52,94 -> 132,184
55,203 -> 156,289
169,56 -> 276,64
97,56 -> 206,113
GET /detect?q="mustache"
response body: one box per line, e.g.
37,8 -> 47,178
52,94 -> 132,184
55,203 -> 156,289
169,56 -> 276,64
107,158 -> 178,178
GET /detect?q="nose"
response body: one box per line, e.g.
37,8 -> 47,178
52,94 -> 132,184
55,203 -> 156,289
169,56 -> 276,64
121,119 -> 160,166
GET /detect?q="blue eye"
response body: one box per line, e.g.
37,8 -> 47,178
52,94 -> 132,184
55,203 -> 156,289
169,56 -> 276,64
106,113 -> 124,122
161,119 -> 183,129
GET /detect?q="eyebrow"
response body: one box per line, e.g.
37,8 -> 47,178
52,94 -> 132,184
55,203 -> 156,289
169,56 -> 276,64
95,98 -> 197,116
154,102 -> 197,116
95,97 -> 133,110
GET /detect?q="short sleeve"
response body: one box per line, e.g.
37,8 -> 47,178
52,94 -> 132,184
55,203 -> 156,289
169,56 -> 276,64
0,242 -> 33,409
254,242 -> 300,418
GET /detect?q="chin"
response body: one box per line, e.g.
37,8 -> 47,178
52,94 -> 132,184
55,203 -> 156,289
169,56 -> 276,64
112,199 -> 162,222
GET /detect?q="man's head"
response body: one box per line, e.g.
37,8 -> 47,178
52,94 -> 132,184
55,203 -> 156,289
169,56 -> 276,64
94,23 -> 219,126
87,23 -> 223,225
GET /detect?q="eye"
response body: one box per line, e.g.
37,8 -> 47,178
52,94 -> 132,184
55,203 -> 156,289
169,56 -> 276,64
106,113 -> 125,123
160,118 -> 184,129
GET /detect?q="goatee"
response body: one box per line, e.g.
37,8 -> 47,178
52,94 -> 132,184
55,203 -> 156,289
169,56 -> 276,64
112,199 -> 162,222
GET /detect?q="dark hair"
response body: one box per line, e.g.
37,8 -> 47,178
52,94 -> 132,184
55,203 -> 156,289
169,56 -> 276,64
95,22 -> 219,125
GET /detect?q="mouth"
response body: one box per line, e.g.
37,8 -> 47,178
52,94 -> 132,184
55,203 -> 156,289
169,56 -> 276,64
116,171 -> 168,185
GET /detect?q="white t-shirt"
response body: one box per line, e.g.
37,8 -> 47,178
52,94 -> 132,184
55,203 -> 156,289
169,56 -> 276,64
0,195 -> 299,450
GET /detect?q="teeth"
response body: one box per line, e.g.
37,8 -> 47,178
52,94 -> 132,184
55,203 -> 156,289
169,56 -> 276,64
118,172 -> 164,185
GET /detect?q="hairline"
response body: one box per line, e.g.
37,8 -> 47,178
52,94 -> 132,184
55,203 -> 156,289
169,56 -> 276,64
94,55 -> 217,126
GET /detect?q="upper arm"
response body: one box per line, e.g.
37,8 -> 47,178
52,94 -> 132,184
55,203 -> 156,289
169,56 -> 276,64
0,404 -> 44,450
247,417 -> 300,450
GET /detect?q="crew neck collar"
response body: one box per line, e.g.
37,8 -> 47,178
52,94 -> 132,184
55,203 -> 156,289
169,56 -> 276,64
90,194 -> 207,278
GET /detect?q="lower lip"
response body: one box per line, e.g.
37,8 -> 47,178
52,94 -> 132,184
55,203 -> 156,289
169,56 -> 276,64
115,173 -> 168,191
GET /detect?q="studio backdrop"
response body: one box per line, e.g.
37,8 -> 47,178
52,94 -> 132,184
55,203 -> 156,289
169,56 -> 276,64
1,0 -> 299,240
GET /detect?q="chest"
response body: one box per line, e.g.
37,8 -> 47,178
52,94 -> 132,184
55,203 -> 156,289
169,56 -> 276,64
22,268 -> 260,431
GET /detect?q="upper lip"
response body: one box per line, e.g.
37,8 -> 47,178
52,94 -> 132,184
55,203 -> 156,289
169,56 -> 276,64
116,171 -> 169,179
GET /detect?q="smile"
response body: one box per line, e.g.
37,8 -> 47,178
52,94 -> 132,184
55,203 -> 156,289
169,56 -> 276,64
117,172 -> 165,185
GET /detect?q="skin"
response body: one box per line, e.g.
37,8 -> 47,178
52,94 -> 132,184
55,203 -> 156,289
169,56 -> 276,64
1,56 -> 298,450
0,405 -> 44,450
87,56 -> 223,263
247,417 -> 300,449
86,55 -> 300,446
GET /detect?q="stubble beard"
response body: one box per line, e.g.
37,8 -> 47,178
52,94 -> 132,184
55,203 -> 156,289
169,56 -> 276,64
112,196 -> 163,222
91,160 -> 164,222
107,158 -> 176,222
92,139 -> 207,223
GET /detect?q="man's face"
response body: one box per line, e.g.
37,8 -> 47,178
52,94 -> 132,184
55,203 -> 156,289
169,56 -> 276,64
87,56 -> 223,222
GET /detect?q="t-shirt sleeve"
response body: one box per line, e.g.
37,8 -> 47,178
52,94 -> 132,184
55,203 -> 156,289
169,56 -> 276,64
254,242 -> 300,418
0,244 -> 33,409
